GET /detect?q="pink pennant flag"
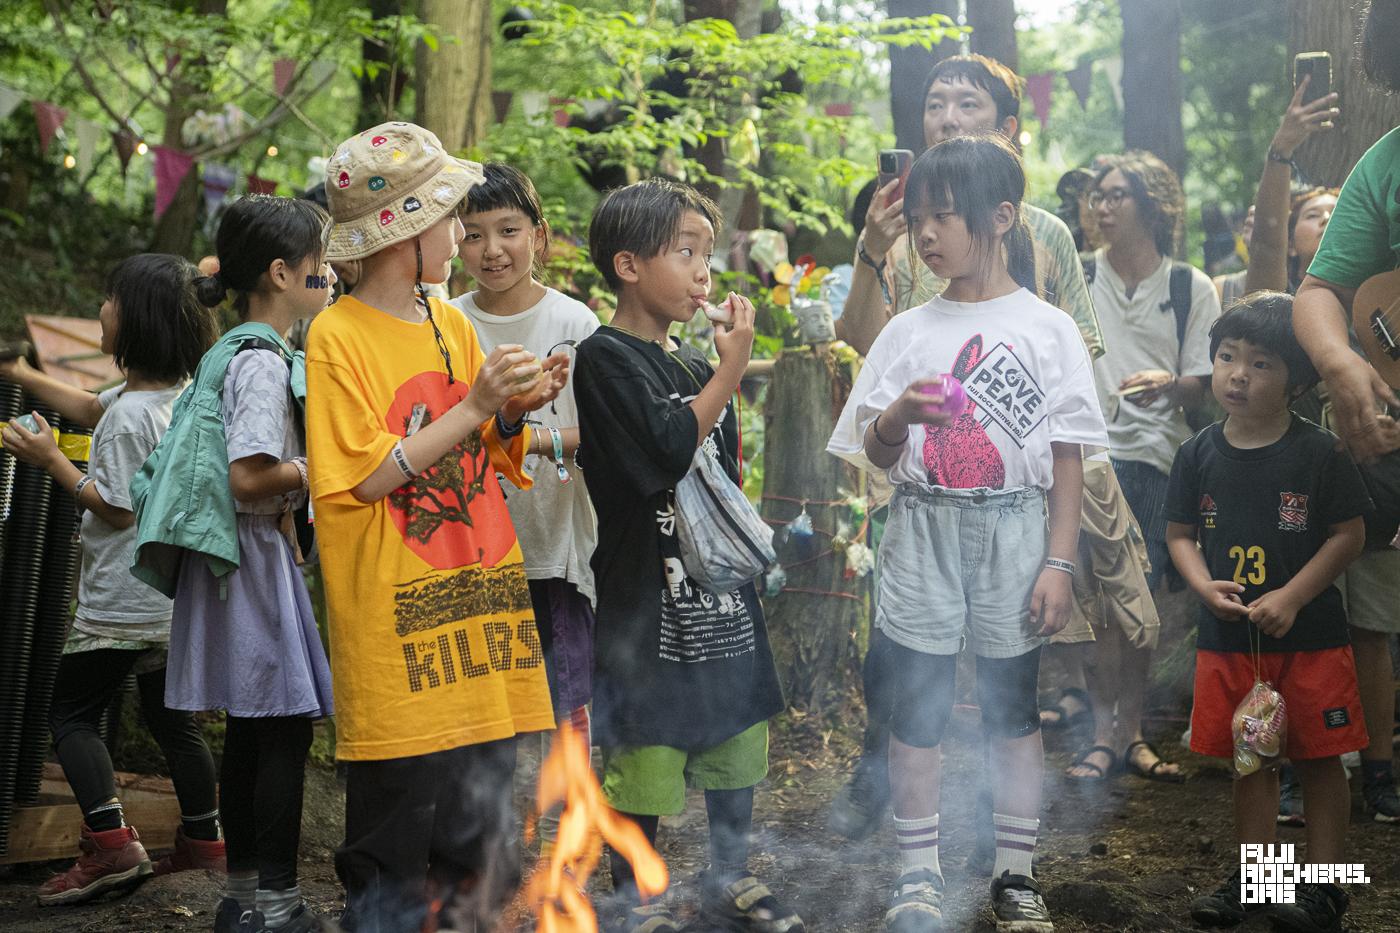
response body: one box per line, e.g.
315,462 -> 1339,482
273,59 -> 297,97
550,97 -> 573,128
1025,72 -> 1054,130
824,102 -> 853,117
32,101 -> 68,151
153,145 -> 195,220
246,174 -> 278,196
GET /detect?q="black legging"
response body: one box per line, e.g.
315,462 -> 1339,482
50,648 -> 218,829
221,715 -> 314,889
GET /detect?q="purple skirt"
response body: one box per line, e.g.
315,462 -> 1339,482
165,513 -> 334,718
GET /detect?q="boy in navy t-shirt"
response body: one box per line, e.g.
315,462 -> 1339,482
1165,293 -> 1371,932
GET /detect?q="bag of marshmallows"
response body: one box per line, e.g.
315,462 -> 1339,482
1232,680 -> 1287,777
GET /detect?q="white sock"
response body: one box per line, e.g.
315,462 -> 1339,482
893,813 -> 941,884
225,870 -> 257,911
255,885 -> 301,928
992,813 -> 1038,879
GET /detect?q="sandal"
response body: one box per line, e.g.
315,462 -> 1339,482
1122,739 -> 1185,783
700,872 -> 806,933
1039,687 -> 1093,731
1065,744 -> 1116,783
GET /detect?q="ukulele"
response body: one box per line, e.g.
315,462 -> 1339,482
1353,268 -> 1400,388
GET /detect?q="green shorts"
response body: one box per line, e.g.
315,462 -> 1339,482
601,721 -> 770,816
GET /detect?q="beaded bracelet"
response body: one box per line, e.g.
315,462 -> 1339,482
495,410 -> 526,439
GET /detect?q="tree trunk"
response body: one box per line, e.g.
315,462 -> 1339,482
888,0 -> 962,154
967,0 -> 1018,73
416,0 -> 493,151
761,348 -> 867,713
1120,0 -> 1186,181
149,0 -> 227,256
360,0 -> 405,129
1288,0 -> 1400,187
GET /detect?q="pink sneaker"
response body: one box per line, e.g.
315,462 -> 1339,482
37,824 -> 153,906
153,827 -> 227,876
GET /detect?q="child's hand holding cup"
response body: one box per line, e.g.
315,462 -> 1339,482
712,291 -> 756,369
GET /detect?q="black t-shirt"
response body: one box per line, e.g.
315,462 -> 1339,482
1164,417 -> 1372,652
573,328 -> 784,749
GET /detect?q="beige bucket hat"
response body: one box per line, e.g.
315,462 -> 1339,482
325,122 -> 485,262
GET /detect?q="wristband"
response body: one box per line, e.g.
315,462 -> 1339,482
73,474 -> 93,510
495,410 -> 526,439
871,413 -> 907,447
548,426 -> 571,485
858,240 -> 894,307
289,456 -> 309,493
1044,557 -> 1076,576
1266,148 -> 1297,172
391,440 -> 417,479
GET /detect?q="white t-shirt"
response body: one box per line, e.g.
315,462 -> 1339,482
828,289 -> 1108,490
73,382 -> 184,640
450,286 -> 600,603
1089,249 -> 1220,476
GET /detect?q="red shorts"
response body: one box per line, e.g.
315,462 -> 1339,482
1191,647 -> 1368,761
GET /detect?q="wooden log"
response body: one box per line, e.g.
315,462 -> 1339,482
2,763 -> 180,865
760,346 -> 867,713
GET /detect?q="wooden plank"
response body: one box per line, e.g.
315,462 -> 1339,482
3,768 -> 182,865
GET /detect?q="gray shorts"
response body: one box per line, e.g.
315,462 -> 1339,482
1340,548 -> 1400,635
875,483 -> 1048,659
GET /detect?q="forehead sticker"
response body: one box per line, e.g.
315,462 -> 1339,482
371,135 -> 388,147
392,149 -> 407,163
379,209 -> 395,226
337,171 -> 350,189
368,176 -> 386,191
403,196 -> 422,213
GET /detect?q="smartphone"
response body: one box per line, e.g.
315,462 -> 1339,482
1294,51 -> 1331,106
877,149 -> 913,204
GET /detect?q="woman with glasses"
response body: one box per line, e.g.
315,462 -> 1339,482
1064,152 -> 1222,786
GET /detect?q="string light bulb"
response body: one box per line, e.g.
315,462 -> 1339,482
135,141 -> 149,155
63,154 -> 76,169
1019,130 -> 1033,147
266,145 -> 279,157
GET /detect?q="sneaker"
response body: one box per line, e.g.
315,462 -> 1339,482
1363,774 -> 1400,823
700,871 -> 805,932
237,904 -> 320,932
36,824 -> 153,906
1269,882 -> 1347,933
214,897 -> 245,933
883,869 -> 944,932
153,827 -> 227,876
989,871 -> 1053,933
827,753 -> 890,841
1277,771 -> 1306,827
1188,869 -> 1258,928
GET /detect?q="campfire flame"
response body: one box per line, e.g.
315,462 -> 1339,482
525,722 -> 669,932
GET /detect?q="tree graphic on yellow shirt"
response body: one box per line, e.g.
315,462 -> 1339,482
388,412 -> 489,544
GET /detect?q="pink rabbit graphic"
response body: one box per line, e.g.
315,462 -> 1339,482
922,335 -> 1005,488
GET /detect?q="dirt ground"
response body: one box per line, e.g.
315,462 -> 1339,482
2,703 -> 1399,933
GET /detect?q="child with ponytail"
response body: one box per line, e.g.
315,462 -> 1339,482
828,134 -> 1108,933
2,255 -> 222,907
134,195 -> 336,933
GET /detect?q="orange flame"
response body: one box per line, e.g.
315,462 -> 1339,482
525,723 -> 669,933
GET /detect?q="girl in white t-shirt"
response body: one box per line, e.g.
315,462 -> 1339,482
449,164 -> 598,751
828,134 -> 1107,933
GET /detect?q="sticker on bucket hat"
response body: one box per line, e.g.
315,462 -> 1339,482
371,135 -> 388,147
433,184 -> 456,204
337,171 -> 350,189
379,209 -> 395,226
392,149 -> 407,163
368,176 -> 386,191
423,145 -> 438,157
349,229 -> 366,248
334,148 -> 350,164
403,196 -> 422,212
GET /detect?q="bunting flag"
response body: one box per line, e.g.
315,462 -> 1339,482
273,58 -> 296,97
491,90 -> 514,124
823,102 -> 853,117
1064,60 -> 1094,110
549,97 -> 573,128
1025,72 -> 1054,129
1102,56 -> 1124,112
73,118 -> 100,176
112,128 -> 137,174
32,101 -> 68,150
152,145 -> 195,220
246,174 -> 277,195
202,162 -> 237,215
519,91 -> 548,121
0,83 -> 23,123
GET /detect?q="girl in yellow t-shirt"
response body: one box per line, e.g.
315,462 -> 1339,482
306,123 -> 567,933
